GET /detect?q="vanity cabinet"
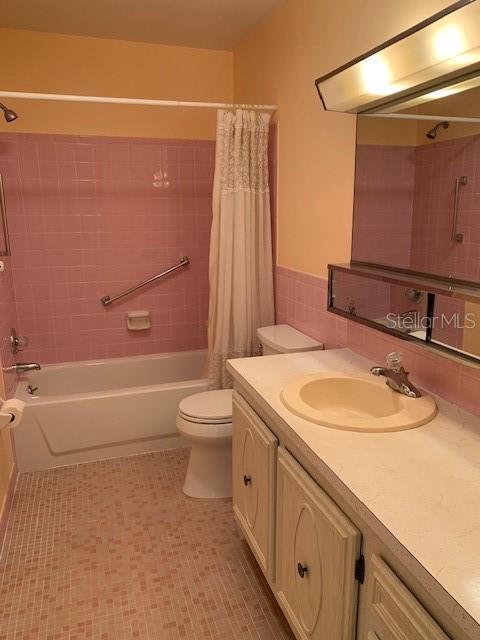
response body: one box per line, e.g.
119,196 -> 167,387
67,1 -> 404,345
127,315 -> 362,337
365,555 -> 450,640
276,447 -> 361,640
232,391 -> 277,580
231,390 -> 461,640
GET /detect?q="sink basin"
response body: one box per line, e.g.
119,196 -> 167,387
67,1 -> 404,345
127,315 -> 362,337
281,373 -> 437,432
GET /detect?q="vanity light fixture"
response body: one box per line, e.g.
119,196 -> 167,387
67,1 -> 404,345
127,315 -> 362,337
315,0 -> 480,114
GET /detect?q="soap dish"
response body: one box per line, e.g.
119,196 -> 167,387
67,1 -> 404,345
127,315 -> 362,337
126,311 -> 151,331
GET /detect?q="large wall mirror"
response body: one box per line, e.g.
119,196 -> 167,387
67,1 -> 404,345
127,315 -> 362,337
346,85 -> 480,362
352,83 -> 480,284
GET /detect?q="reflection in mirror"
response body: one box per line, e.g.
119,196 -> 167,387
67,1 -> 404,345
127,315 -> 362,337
331,270 -> 428,336
412,295 -> 480,359
330,268 -> 480,361
352,83 -> 480,283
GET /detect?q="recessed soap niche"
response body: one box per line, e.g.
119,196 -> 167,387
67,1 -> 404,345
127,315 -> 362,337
126,311 -> 151,331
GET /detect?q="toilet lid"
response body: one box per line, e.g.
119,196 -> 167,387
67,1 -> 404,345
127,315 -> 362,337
179,389 -> 233,422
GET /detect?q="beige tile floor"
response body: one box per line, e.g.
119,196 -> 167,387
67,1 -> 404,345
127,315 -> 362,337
0,448 -> 294,640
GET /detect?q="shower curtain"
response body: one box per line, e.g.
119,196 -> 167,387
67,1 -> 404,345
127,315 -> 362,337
207,109 -> 275,389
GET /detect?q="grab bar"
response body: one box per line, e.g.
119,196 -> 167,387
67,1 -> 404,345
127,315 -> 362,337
100,256 -> 190,306
452,175 -> 467,243
0,173 -> 11,256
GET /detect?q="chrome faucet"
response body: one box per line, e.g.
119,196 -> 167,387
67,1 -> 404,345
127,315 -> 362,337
3,363 -> 41,374
370,352 -> 421,398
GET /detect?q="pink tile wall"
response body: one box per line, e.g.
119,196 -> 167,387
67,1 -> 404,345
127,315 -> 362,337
0,257 -> 18,397
0,132 -> 214,364
276,265 -> 480,417
276,266 -> 347,348
411,134 -> 480,281
352,145 -> 415,268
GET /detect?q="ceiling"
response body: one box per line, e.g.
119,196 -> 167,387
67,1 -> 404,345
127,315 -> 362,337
0,0 -> 284,51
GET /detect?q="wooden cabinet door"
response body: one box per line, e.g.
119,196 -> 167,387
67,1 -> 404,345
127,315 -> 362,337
276,447 -> 361,640
232,391 -> 277,581
366,555 -> 450,640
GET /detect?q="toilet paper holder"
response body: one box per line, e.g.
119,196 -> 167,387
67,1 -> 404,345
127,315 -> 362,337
0,397 -> 25,431
0,399 -> 15,419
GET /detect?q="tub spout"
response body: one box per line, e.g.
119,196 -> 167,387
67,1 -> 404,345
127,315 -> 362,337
3,363 -> 41,374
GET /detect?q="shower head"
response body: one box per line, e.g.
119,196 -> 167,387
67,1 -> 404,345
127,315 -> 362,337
426,121 -> 449,140
0,102 -> 18,123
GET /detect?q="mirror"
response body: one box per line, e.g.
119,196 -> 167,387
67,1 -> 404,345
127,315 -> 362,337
322,0 -> 480,363
352,81 -> 480,284
330,267 -> 480,361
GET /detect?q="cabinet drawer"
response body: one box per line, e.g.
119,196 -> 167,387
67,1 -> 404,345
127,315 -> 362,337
276,447 -> 361,640
367,555 -> 450,640
232,391 -> 277,580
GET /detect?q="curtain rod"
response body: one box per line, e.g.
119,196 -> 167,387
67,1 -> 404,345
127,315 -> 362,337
0,91 -> 277,112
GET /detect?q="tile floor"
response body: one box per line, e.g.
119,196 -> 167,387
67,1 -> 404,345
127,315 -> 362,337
0,448 -> 294,640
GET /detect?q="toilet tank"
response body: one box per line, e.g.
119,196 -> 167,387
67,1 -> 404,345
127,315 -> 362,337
257,324 -> 324,355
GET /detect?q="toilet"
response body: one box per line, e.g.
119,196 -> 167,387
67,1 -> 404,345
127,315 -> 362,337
176,324 -> 324,499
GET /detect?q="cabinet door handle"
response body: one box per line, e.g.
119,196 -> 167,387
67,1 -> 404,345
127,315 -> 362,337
243,474 -> 252,486
297,562 -> 308,578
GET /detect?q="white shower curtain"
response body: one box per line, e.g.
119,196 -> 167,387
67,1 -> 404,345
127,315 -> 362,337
207,109 -> 275,389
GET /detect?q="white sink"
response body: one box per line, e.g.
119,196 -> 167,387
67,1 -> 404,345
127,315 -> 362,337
281,373 -> 437,432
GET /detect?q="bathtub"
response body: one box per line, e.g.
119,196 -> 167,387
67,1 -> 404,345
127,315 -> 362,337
14,350 -> 208,471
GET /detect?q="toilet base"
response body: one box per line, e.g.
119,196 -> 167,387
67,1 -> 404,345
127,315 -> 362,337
183,442 -> 232,499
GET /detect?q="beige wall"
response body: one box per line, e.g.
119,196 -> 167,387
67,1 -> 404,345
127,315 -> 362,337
234,0 -> 454,276
463,301 -> 480,356
0,431 -> 14,520
0,28 -> 233,139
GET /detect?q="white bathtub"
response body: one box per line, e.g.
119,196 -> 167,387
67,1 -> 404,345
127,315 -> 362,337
14,350 -> 208,471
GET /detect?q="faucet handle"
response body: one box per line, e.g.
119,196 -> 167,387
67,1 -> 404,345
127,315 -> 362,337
386,351 -> 403,372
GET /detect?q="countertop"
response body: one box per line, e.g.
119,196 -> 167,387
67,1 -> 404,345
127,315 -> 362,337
227,348 -> 480,632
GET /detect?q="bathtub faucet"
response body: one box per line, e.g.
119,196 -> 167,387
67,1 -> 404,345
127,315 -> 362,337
3,362 -> 41,374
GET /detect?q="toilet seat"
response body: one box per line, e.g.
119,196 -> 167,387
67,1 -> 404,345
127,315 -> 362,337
178,389 -> 232,423
178,410 -> 231,425
176,389 -> 233,444
177,413 -> 232,443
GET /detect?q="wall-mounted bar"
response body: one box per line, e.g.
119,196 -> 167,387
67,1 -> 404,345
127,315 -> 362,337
0,174 -> 11,257
452,176 -> 468,243
100,256 -> 190,307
